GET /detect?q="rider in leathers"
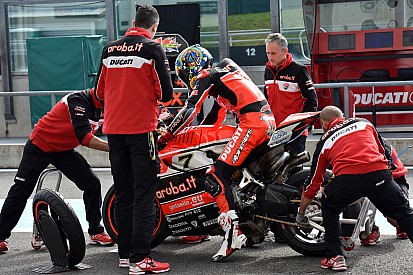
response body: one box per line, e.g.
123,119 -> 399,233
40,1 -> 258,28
158,45 -> 276,261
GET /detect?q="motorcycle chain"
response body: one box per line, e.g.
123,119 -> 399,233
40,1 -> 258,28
252,214 -> 311,228
252,200 -> 320,228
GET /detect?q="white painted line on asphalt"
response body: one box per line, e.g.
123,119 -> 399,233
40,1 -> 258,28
0,199 -> 407,236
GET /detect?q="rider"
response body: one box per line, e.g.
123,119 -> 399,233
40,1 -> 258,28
158,45 -> 276,261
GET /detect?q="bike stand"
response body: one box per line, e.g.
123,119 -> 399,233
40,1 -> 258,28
32,210 -> 92,274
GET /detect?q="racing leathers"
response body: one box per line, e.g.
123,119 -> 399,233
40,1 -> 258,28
264,53 -> 317,153
303,117 -> 413,257
166,58 -> 276,213
164,58 -> 275,261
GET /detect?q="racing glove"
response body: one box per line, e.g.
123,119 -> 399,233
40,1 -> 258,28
157,130 -> 174,150
296,213 -> 309,225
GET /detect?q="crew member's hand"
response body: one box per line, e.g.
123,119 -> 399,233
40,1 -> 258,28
157,131 -> 174,150
389,163 -> 398,171
296,212 -> 309,225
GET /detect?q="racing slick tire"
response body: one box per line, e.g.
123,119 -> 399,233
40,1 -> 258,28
33,188 -> 85,267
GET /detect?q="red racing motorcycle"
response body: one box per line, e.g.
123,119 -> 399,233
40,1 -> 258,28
102,112 -> 330,256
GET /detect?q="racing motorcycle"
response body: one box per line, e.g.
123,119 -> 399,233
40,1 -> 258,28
103,111 -> 330,256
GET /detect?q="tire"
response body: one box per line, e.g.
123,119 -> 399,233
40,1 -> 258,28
102,185 -> 169,248
273,168 -> 328,256
272,205 -> 328,257
285,168 -> 311,188
33,188 -> 85,267
281,168 -> 356,256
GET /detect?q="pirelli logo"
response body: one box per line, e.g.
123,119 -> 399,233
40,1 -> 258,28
103,56 -> 151,69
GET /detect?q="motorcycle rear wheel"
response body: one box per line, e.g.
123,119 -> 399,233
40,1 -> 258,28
102,185 -> 169,249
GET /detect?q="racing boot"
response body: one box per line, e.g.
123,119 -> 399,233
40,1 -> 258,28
212,210 -> 247,262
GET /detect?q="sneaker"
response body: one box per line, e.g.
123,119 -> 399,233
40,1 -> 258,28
0,240 -> 8,253
320,255 -> 347,271
360,226 -> 380,246
119,258 -> 129,268
212,223 -> 247,262
89,232 -> 115,246
396,227 -> 409,239
129,257 -> 170,275
181,235 -> 211,244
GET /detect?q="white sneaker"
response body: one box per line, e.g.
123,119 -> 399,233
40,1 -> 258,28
119,258 -> 129,268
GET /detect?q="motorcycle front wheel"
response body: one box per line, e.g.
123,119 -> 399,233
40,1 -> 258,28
102,185 -> 169,248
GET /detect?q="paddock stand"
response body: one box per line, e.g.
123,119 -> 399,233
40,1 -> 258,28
31,168 -> 92,273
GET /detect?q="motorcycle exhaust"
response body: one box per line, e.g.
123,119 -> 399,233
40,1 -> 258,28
267,151 -> 290,179
272,151 -> 311,183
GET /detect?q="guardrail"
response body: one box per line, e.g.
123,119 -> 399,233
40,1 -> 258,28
201,27 -> 305,46
1,80 -> 413,126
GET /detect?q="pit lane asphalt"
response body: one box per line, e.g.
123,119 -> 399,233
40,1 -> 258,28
1,170 -> 413,275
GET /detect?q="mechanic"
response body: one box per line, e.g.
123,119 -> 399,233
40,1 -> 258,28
264,32 -> 317,156
0,88 -> 114,254
297,105 -> 413,271
158,45 -> 276,261
95,4 -> 173,275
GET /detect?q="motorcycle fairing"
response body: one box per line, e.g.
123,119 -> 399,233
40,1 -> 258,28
159,124 -> 235,173
268,112 -> 320,147
156,171 -> 220,236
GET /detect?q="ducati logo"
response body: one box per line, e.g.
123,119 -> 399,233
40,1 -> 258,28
283,83 -> 289,90
191,220 -> 198,227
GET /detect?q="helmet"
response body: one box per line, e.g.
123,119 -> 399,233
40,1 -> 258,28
175,45 -> 213,89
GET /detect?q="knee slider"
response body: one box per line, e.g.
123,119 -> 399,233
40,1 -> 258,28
204,176 -> 221,197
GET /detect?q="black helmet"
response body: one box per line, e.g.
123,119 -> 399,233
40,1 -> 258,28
175,45 -> 213,89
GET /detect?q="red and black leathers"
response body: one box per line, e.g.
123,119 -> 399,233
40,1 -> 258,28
264,53 -> 317,127
303,117 -> 390,200
0,89 -> 106,241
95,27 -> 173,134
166,58 -> 276,213
30,89 -> 103,152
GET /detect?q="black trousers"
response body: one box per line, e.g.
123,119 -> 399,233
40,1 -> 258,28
0,140 -> 103,240
107,133 -> 160,263
321,169 -> 413,257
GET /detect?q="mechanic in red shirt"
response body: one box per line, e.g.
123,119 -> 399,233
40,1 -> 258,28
264,33 -> 317,156
95,5 -> 173,274
297,105 -> 413,271
158,45 -> 276,261
0,88 -> 114,254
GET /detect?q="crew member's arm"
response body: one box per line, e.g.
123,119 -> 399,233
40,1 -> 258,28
88,136 -> 109,152
167,72 -> 213,136
299,141 -> 328,213
152,43 -> 173,103
67,95 -> 108,152
95,45 -> 109,101
297,66 -> 318,113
